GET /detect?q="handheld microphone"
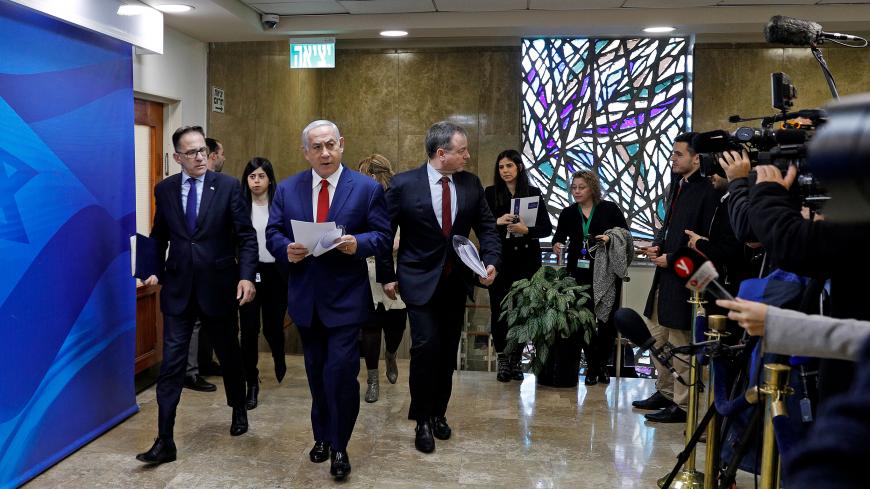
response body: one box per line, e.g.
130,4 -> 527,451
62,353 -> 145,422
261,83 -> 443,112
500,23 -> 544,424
764,15 -> 867,47
613,308 -> 687,386
668,247 -> 735,301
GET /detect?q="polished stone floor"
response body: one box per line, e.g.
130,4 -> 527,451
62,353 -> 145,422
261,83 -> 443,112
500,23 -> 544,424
25,355 -> 752,488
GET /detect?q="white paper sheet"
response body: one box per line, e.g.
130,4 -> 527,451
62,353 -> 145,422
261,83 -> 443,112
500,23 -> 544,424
290,220 -> 342,257
451,235 -> 488,278
312,226 -> 350,257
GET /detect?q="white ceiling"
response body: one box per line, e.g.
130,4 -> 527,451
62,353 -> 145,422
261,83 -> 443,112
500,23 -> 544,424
141,0 -> 870,44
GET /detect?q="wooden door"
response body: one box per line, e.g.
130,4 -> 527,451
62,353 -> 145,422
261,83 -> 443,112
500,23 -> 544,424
134,99 -> 164,374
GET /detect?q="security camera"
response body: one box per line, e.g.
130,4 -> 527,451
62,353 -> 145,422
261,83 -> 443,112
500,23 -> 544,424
261,13 -> 279,30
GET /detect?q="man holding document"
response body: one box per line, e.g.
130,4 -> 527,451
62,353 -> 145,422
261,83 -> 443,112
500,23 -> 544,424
266,120 -> 390,480
376,121 -> 501,454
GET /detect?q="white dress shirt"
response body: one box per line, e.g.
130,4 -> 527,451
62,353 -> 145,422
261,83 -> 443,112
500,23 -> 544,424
427,162 -> 457,229
311,164 -> 343,219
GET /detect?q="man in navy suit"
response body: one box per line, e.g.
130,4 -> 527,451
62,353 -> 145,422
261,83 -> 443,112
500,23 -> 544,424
266,120 -> 391,480
377,121 -> 501,453
136,126 -> 258,465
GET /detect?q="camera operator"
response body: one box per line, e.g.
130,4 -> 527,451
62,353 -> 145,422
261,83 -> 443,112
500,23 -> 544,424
684,162 -> 754,304
632,132 -> 718,423
748,163 -> 870,401
716,298 -> 870,361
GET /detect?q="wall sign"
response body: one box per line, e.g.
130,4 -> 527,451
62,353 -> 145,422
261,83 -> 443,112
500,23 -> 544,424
212,86 -> 224,113
289,37 -> 335,69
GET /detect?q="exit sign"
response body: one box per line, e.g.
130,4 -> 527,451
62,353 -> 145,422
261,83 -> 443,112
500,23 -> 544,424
289,37 -> 335,69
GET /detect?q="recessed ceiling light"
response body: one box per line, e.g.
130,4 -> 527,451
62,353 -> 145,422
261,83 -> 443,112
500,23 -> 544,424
643,26 -> 676,33
380,30 -> 408,37
155,4 -> 194,13
117,4 -> 150,16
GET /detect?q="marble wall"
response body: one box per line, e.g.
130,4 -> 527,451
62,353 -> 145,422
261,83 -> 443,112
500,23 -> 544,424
207,44 -> 521,187
207,41 -> 323,181
693,43 -> 870,132
321,47 -> 521,188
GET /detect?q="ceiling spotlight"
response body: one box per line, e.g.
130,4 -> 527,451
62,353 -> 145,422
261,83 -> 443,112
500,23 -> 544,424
380,30 -> 408,37
154,4 -> 194,13
643,26 -> 676,33
117,4 -> 150,16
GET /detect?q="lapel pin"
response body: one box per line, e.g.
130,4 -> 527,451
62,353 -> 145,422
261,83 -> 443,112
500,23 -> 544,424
210,186 -> 215,191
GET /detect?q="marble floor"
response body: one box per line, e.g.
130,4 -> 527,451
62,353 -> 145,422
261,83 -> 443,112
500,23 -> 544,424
24,355 -> 753,488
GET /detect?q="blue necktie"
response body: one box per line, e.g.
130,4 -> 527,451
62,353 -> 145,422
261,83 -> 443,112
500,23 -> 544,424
185,177 -> 197,233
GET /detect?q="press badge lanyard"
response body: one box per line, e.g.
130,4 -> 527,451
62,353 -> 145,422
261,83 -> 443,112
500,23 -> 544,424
578,204 -> 596,269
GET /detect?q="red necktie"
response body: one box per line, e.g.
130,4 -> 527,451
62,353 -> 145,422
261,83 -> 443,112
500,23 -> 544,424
316,179 -> 329,222
440,176 -> 452,237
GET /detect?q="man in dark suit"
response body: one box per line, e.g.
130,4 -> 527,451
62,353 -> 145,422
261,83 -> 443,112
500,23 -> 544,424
633,132 -> 717,423
377,121 -> 501,454
266,120 -> 391,480
136,126 -> 257,465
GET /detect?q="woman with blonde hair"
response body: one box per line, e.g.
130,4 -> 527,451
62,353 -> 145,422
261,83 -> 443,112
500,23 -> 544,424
357,154 -> 406,402
552,170 -> 629,386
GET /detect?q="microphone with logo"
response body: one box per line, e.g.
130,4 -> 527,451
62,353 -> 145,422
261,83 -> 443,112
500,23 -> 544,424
613,308 -> 689,386
669,247 -> 735,301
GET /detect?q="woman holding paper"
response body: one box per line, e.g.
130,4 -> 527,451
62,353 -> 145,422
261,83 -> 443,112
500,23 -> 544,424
239,157 -> 288,409
552,170 -> 628,386
484,149 -> 552,382
357,154 -> 407,403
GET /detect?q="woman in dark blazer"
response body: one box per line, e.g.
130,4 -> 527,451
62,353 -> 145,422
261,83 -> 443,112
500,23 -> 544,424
484,149 -> 552,382
552,170 -> 628,386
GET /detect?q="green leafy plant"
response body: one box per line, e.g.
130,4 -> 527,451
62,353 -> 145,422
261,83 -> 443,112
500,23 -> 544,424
501,266 -> 596,375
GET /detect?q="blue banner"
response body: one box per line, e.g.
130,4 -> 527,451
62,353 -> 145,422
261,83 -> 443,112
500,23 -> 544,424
0,1 -> 137,486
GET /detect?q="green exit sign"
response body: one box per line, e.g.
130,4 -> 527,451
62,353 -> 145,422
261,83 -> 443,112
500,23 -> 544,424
289,37 -> 335,69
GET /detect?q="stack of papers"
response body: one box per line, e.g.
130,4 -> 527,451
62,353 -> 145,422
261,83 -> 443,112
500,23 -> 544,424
451,235 -> 488,278
290,220 -> 350,257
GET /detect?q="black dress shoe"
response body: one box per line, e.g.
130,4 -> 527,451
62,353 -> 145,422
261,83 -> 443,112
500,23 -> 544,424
136,438 -> 176,465
329,449 -> 352,480
274,356 -> 287,383
309,441 -> 330,463
230,406 -> 248,436
415,419 -> 435,453
598,372 -> 611,385
632,391 -> 673,410
183,375 -> 216,392
645,404 -> 688,423
584,374 -> 598,386
432,416 -> 451,440
245,382 -> 259,410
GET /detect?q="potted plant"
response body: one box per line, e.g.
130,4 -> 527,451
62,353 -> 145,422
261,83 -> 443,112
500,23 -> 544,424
501,266 -> 596,387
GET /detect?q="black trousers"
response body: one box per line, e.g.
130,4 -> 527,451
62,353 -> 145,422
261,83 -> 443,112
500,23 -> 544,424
297,314 -> 360,451
239,262 -> 288,384
157,299 -> 245,441
360,304 -> 407,370
581,285 -> 621,376
406,273 -> 466,421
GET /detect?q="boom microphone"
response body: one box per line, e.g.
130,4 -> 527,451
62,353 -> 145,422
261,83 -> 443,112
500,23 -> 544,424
764,15 -> 867,46
668,247 -> 735,301
613,308 -> 687,385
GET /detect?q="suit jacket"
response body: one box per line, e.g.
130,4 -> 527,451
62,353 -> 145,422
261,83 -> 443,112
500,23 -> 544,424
151,171 -> 258,317
266,165 -> 391,329
644,170 -> 717,330
376,163 -> 501,306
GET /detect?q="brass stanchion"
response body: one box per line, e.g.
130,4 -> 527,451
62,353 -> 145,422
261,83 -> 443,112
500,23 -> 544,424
658,292 -> 705,489
759,363 -> 793,489
702,315 -> 728,489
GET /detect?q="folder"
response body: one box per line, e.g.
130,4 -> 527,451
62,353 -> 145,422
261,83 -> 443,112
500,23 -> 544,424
131,233 -> 159,280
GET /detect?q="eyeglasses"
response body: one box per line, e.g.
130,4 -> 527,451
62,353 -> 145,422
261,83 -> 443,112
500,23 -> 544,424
178,147 -> 208,159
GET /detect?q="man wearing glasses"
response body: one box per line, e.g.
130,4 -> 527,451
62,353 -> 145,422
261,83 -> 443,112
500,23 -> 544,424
136,126 -> 258,465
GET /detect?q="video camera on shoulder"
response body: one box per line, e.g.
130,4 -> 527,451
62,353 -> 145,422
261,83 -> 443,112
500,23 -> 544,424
693,72 -> 827,209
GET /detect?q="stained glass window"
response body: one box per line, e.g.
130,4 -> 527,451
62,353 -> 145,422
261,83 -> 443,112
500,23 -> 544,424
521,38 -> 693,241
